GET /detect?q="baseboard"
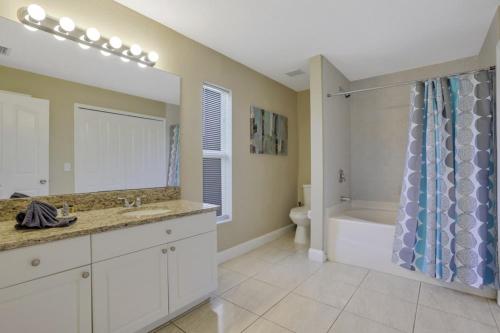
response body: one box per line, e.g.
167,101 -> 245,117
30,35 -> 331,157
217,224 -> 294,264
308,248 -> 327,262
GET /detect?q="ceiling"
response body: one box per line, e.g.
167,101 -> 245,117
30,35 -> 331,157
0,17 -> 180,105
115,0 -> 499,91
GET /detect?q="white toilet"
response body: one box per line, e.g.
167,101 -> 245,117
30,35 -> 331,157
289,184 -> 311,244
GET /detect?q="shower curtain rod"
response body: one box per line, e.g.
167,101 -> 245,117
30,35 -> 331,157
327,65 -> 496,97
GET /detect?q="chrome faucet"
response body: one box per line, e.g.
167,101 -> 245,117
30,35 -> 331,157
118,197 -> 135,208
338,169 -> 347,183
135,196 -> 144,208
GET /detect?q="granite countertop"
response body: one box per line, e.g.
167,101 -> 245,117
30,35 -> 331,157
0,200 -> 218,252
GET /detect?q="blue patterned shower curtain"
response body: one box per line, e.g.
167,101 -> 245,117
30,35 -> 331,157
392,69 -> 497,289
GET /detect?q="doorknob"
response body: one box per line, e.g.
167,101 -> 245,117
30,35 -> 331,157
39,179 -> 47,185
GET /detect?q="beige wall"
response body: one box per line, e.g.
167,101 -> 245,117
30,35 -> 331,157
309,55 -> 351,252
479,7 -> 500,67
349,56 -> 479,203
0,65 -> 166,195
0,0 -> 298,251
296,90 -> 310,204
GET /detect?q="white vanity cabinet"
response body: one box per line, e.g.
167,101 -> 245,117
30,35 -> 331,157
0,236 -> 92,333
92,211 -> 217,333
0,210 -> 217,333
92,245 -> 170,333
0,266 -> 92,333
167,231 -> 217,312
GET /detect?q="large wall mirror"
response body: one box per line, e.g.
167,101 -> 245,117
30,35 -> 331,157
0,17 -> 181,199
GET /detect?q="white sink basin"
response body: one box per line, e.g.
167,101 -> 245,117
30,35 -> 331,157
121,208 -> 171,218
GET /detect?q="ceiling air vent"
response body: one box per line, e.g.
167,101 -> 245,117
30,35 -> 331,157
0,45 -> 11,56
285,69 -> 305,77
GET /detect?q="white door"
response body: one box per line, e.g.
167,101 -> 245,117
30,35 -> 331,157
0,91 -> 49,198
92,245 -> 169,333
75,106 -> 166,193
168,231 -> 217,312
0,266 -> 92,333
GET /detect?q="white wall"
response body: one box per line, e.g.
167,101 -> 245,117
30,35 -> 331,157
322,61 -> 351,212
479,8 -> 500,67
309,56 -> 325,253
309,55 -> 351,257
349,56 -> 480,203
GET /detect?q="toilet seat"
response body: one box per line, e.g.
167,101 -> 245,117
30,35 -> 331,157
290,206 -> 309,218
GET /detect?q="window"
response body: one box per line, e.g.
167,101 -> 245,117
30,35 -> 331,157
202,84 -> 231,222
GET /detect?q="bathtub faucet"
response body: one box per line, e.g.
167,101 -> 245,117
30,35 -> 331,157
340,196 -> 352,202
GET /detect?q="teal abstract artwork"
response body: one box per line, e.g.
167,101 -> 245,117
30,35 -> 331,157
250,106 -> 287,155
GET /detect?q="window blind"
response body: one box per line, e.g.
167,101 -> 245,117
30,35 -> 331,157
202,157 -> 223,216
202,87 -> 222,151
202,85 -> 226,217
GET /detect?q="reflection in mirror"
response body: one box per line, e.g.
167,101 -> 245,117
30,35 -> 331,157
0,17 -> 181,199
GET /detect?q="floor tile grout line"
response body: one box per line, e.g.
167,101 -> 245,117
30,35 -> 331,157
216,272 -> 251,296
225,250 -> 305,332
332,270 -> 416,333
172,322 -> 186,333
257,250 -> 320,326
411,282 -> 421,333
325,268 -> 371,332
487,300 -> 500,332
356,282 -> 421,305
417,303 -> 499,328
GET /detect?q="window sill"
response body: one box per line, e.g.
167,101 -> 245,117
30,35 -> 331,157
216,215 -> 232,225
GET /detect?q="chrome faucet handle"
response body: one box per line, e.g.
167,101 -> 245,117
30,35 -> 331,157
135,196 -> 144,208
118,197 -> 133,208
62,202 -> 70,217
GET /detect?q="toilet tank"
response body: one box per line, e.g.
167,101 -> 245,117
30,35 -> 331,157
303,184 -> 311,207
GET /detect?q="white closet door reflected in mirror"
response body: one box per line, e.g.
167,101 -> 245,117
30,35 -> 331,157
0,91 -> 49,199
74,105 -> 166,193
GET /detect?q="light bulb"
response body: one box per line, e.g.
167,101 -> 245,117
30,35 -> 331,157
120,57 -> 130,63
59,17 -> 75,32
85,27 -> 100,42
100,50 -> 111,56
147,51 -> 159,63
129,44 -> 142,56
109,36 -> 122,49
138,63 -> 147,68
27,4 -> 45,22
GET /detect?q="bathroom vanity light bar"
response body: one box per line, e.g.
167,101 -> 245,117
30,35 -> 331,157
17,4 -> 159,68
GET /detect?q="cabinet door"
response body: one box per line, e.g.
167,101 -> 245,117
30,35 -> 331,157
168,231 -> 217,312
0,266 -> 92,333
92,245 -> 169,333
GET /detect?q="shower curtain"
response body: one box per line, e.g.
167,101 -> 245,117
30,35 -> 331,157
392,69 -> 497,289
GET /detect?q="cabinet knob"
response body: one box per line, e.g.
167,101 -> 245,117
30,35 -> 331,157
170,246 -> 176,252
162,248 -> 168,254
31,258 -> 40,267
82,271 -> 90,279
166,229 -> 172,235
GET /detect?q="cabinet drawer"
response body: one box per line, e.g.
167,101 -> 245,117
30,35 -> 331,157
92,212 -> 216,262
0,236 -> 91,289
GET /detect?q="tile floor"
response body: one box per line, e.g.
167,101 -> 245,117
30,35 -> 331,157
152,230 -> 500,333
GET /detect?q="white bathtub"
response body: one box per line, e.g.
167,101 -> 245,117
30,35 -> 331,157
327,201 -> 496,298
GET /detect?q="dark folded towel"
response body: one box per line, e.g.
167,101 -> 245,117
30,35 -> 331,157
10,192 -> 30,199
15,200 -> 77,230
